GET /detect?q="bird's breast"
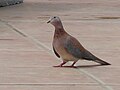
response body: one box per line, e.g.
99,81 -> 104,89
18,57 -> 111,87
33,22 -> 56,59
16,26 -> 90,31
53,38 -> 78,61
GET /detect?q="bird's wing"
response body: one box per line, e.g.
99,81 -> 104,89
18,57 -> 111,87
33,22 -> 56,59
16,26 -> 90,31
64,36 -> 99,60
82,50 -> 98,60
53,46 -> 60,58
64,36 -> 83,59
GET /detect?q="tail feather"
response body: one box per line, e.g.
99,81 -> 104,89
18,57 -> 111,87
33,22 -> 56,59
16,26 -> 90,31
82,50 -> 111,65
94,58 -> 111,65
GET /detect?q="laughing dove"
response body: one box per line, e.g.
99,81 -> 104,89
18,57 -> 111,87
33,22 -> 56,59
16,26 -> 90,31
47,16 -> 111,68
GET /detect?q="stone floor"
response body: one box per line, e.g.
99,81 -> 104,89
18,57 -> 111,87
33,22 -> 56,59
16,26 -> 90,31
0,0 -> 120,90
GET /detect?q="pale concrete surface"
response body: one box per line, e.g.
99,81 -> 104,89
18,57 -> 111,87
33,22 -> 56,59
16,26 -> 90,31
0,0 -> 120,90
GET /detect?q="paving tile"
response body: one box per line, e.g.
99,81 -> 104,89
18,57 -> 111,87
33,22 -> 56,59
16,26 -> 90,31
8,22 -> 53,46
0,67 -> 96,84
82,67 -> 120,85
0,51 -> 55,67
0,51 -> 96,85
0,22 -> 42,51
112,85 -> 120,90
0,85 -> 102,90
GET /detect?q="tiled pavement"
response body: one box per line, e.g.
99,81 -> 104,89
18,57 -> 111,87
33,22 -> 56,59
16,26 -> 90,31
0,0 -> 120,90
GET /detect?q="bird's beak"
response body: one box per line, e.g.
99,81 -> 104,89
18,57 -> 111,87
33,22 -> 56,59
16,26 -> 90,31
47,20 -> 50,23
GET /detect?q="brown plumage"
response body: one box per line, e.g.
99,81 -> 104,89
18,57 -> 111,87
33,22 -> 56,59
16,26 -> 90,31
47,16 -> 111,68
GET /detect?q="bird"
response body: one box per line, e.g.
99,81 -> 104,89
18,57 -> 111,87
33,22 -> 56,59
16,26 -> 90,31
47,16 -> 111,68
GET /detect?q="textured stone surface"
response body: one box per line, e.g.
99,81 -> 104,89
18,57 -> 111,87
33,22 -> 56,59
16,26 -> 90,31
0,0 -> 23,7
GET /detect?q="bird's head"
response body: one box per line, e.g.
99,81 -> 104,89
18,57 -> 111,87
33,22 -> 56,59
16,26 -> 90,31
47,16 -> 63,28
47,16 -> 60,24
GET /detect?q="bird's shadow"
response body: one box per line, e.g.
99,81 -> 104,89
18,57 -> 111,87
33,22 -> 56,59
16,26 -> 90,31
75,64 -> 102,68
61,64 -> 103,69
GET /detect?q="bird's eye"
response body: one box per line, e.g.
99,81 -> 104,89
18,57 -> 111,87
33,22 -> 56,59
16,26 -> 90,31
54,17 -> 56,18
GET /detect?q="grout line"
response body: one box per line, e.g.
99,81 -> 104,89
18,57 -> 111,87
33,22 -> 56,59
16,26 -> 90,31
0,83 -> 98,86
0,83 -> 119,86
1,20 -> 113,90
3,19 -> 120,23
76,69 -> 113,90
0,49 -> 41,52
0,19 -> 27,37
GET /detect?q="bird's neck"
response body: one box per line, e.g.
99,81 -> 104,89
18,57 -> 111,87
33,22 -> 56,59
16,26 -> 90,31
53,21 -> 68,38
54,21 -> 64,30
54,27 -> 67,38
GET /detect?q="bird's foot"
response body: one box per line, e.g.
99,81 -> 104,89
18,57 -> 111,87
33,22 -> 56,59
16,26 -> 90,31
53,61 -> 67,67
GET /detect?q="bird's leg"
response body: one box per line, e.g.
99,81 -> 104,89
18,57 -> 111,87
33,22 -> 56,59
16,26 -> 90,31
62,61 -> 77,68
71,61 -> 78,68
53,61 -> 67,67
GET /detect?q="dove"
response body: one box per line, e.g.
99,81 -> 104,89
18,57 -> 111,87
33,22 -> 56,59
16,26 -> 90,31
47,16 -> 111,68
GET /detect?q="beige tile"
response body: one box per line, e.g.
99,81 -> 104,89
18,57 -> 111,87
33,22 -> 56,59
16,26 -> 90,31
83,67 -> 120,85
0,51 -> 55,67
0,85 -> 103,90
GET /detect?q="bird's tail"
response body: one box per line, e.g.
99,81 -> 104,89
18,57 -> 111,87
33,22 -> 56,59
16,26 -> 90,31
94,58 -> 111,65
